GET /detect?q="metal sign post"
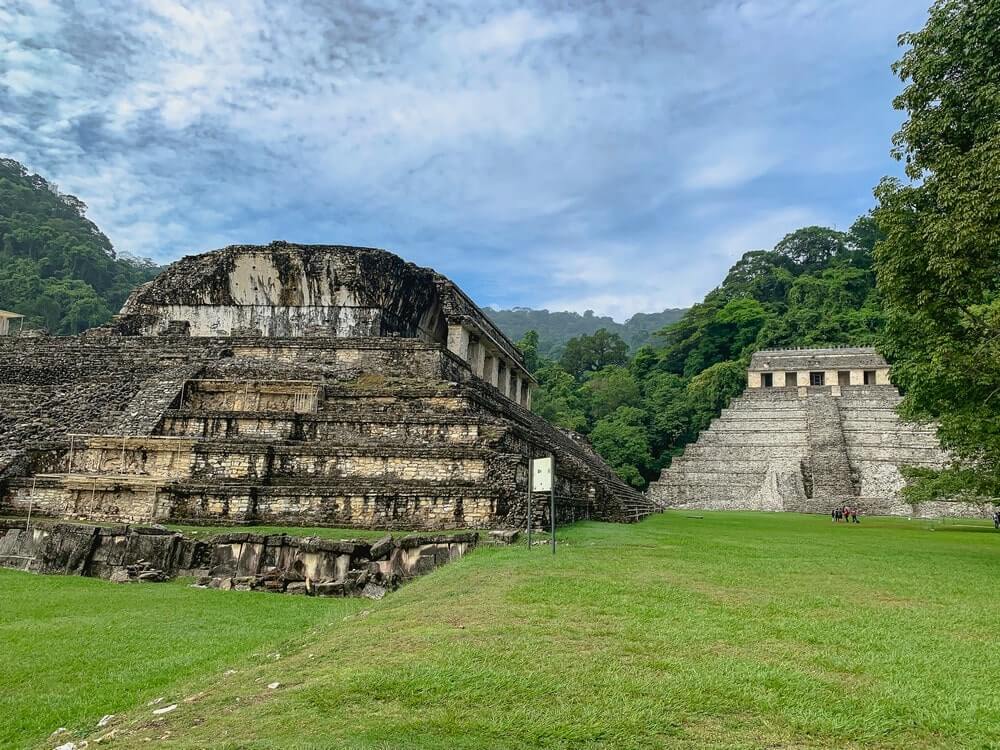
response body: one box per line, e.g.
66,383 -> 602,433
529,456 -> 555,554
526,459 -> 533,548
550,460 -> 556,555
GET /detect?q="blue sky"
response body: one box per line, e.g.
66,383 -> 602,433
0,0 -> 929,319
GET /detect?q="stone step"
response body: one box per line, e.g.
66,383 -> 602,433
693,432 -> 809,447
668,458 -> 792,474
664,470 -> 767,483
62,441 -> 501,484
5,476 -> 509,530
180,379 -> 324,414
158,410 -> 499,446
682,444 -> 808,459
846,447 -> 945,463
707,421 -> 808,432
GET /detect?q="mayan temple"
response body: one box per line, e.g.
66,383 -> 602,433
0,242 -> 650,529
648,347 -> 990,518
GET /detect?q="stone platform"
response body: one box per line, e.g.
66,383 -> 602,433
1,243 -> 651,529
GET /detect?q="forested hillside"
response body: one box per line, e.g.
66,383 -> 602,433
523,220 -> 884,487
489,306 -> 687,357
0,158 -> 159,333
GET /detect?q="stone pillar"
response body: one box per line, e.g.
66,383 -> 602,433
523,385 -> 532,409
483,354 -> 499,387
797,371 -> 810,387
447,324 -> 470,360
469,338 -> 486,377
512,374 -> 521,404
849,369 -> 864,385
497,361 -> 508,395
748,372 -> 762,388
875,368 -> 890,385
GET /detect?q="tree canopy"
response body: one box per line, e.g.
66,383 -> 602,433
490,306 -> 687,358
873,0 -> 1000,501
0,157 -> 159,333
526,218 -> 883,487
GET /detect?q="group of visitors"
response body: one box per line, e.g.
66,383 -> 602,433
832,506 -> 861,524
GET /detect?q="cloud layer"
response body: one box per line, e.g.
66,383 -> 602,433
0,0 -> 929,319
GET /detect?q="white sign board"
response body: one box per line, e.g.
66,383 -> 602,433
530,456 -> 553,492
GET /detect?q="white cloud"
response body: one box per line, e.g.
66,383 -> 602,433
0,0 -> 931,317
448,9 -> 578,56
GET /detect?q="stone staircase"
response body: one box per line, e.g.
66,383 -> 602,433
648,389 -> 810,510
804,392 -> 855,501
647,383 -> 966,516
8,375 -> 652,528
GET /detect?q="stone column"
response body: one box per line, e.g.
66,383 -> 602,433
469,338 -> 486,377
512,375 -> 521,404
523,385 -> 532,409
483,354 -> 499,387
447,324 -> 471,360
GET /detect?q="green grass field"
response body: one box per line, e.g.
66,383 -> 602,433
3,512 -> 999,749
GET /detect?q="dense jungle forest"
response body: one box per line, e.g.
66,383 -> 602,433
0,158 -> 159,333
521,219 -> 885,488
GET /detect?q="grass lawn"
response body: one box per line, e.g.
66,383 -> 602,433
4,512 -> 1000,749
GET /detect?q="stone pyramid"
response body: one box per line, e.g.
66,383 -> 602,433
648,347 -> 989,518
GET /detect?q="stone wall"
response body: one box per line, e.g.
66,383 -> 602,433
0,519 -> 478,597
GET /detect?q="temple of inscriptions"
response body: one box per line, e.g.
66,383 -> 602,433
0,242 -> 651,529
648,346 -> 992,518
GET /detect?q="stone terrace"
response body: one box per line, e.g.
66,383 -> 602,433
1,244 -> 651,530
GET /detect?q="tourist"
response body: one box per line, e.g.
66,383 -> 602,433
852,508 -> 861,524
993,510 -> 999,530
832,508 -> 837,523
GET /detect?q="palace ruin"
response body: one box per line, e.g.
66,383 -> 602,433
648,347 -> 989,518
0,242 -> 651,530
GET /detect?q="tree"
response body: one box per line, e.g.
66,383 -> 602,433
581,365 -> 641,421
516,330 -> 540,373
559,329 -> 628,380
873,0 -> 1000,501
531,362 -> 588,432
774,226 -> 850,270
589,406 -> 653,487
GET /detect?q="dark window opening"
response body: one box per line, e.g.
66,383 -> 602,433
863,370 -> 876,385
838,370 -> 850,386
810,371 -> 825,386
762,373 -> 773,388
785,372 -> 797,387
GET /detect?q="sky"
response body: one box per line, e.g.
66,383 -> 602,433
0,0 -> 930,320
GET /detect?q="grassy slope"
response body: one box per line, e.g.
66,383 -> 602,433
0,572 -> 364,748
5,513 -> 1000,749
